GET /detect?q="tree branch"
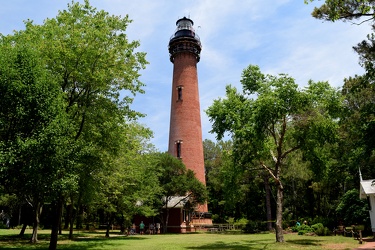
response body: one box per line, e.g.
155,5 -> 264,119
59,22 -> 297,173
349,16 -> 375,25
281,145 -> 300,160
260,161 -> 277,181
276,116 -> 287,162
267,125 -> 277,146
270,150 -> 277,164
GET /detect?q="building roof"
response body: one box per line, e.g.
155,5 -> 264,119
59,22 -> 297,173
360,179 -> 375,199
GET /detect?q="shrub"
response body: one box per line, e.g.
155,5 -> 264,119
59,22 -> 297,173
311,216 -> 335,230
296,224 -> 313,235
211,214 -> 220,223
0,222 -> 7,229
311,223 -> 330,236
234,218 -> 248,230
243,221 -> 260,234
336,189 -> 369,226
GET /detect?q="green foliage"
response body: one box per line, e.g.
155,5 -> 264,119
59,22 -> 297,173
235,218 -> 249,227
0,0 -> 149,246
296,224 -> 313,235
311,223 -> 330,236
0,42 -> 71,197
293,223 -> 330,236
310,216 -> 336,231
206,64 -> 342,242
242,221 -> 268,234
155,152 -> 208,207
336,189 -> 369,226
307,0 -> 375,24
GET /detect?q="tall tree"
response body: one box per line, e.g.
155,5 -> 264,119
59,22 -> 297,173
2,1 -> 148,249
0,42 -> 72,243
340,75 -> 375,180
95,122 -> 159,237
204,140 -> 234,222
307,0 -> 375,210
206,65 -> 341,242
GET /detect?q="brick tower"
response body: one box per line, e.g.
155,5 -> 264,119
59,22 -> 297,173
168,17 -> 211,227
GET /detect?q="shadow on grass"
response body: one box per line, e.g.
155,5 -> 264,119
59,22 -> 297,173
186,239 -> 274,250
0,231 -> 326,250
286,239 -> 322,246
185,238 -> 324,250
0,231 -> 148,250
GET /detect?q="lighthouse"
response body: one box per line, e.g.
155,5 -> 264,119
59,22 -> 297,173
168,17 -> 211,225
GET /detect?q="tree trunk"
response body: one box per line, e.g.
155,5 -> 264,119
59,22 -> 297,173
49,197 -> 63,250
19,223 -> 27,237
69,195 -> 74,240
120,214 -> 125,234
59,201 -> 63,235
164,209 -> 169,234
76,205 -> 83,230
106,221 -> 110,237
18,206 -> 22,226
75,193 -> 83,229
63,204 -> 69,229
275,184 -> 284,243
164,200 -> 170,234
30,202 -> 42,243
263,174 -> 273,231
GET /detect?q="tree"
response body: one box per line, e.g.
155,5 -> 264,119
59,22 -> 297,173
154,153 -> 208,233
94,122 -> 159,237
306,0 -> 375,24
206,65 -> 341,242
204,139 -> 233,222
339,75 -> 375,181
0,42 -> 72,243
2,1 -> 148,249
203,139 -> 268,226
307,0 -> 375,208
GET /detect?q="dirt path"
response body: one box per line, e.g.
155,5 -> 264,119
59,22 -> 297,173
353,238 -> 375,250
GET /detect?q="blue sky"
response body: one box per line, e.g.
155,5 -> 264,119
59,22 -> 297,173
1,1 -> 371,152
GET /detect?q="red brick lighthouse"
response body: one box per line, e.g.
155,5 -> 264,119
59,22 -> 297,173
168,17 -> 211,226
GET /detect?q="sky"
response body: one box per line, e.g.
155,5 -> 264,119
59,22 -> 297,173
0,0 -> 372,152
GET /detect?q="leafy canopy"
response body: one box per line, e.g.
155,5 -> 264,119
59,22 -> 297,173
306,0 -> 375,24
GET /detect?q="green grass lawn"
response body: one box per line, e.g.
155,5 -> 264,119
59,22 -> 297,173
0,229 -> 363,250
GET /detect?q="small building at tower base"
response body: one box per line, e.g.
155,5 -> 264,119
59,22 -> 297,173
133,195 -> 212,233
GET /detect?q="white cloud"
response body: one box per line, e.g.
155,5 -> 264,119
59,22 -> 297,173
1,0 -> 372,151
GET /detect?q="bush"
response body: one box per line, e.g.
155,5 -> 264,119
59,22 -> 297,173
311,216 -> 335,230
211,214 -> 220,223
296,224 -> 313,235
311,223 -> 330,236
234,218 -> 248,230
243,221 -> 261,234
0,222 -> 7,229
336,189 -> 369,226
294,223 -> 331,236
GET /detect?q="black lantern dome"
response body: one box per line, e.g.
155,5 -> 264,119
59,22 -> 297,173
169,17 -> 201,62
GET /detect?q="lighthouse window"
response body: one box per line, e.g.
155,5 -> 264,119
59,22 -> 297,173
177,86 -> 183,101
176,140 -> 182,158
